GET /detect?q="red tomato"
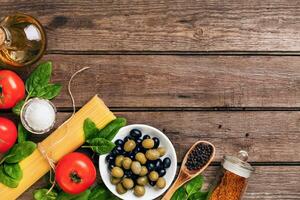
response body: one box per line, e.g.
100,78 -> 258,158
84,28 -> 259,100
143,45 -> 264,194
55,152 -> 96,194
0,117 -> 17,153
0,70 -> 25,109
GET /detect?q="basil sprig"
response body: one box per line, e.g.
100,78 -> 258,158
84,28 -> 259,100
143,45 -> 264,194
34,183 -> 118,200
82,117 -> 126,155
12,61 -> 62,115
171,175 -> 208,200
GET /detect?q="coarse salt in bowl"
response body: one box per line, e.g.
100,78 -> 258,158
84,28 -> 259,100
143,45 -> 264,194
21,98 -> 56,134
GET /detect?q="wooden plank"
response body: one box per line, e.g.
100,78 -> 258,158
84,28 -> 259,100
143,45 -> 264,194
18,55 -> 300,108
5,111 -> 299,162
18,166 -> 300,199
0,0 -> 299,51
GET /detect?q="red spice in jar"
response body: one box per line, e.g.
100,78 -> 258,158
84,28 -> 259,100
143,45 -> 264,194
210,170 -> 247,200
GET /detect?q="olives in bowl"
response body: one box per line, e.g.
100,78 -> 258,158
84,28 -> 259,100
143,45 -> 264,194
99,124 -> 177,200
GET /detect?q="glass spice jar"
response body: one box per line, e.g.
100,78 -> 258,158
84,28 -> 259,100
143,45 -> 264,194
208,150 -> 254,200
0,13 -> 46,68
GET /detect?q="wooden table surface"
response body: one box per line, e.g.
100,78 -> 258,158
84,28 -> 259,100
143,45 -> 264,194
1,0 -> 300,199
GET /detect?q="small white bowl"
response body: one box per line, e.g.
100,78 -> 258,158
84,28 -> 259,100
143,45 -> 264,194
99,124 -> 177,200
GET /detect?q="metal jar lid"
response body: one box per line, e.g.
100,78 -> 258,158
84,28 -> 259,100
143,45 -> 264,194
222,150 -> 254,178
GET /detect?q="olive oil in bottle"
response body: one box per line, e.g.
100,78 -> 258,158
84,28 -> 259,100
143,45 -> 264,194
0,13 -> 46,68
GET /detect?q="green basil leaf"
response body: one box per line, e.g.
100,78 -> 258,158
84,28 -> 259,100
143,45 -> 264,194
0,165 -> 19,188
26,61 -> 52,95
12,100 -> 25,116
98,118 -> 127,140
188,191 -> 208,200
57,189 -> 91,200
5,141 -> 37,163
171,187 -> 187,200
35,83 -> 62,99
83,118 -> 98,140
89,184 -> 119,200
3,163 -> 22,181
18,123 -> 30,143
85,138 -> 115,154
186,175 -> 204,197
33,189 -> 58,200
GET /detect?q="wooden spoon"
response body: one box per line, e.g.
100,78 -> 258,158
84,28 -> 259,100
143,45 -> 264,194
162,141 -> 215,200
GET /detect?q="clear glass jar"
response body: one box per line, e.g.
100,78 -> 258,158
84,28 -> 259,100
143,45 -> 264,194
208,150 -> 254,200
0,13 -> 46,68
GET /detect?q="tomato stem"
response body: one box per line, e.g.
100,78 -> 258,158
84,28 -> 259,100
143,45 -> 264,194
70,171 -> 82,184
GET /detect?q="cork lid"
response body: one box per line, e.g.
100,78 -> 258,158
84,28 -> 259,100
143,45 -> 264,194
0,27 -> 5,46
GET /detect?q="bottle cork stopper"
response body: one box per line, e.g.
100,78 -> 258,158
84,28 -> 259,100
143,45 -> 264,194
0,28 -> 5,46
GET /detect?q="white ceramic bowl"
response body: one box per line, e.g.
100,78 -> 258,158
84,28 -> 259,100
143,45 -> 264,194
99,124 -> 177,200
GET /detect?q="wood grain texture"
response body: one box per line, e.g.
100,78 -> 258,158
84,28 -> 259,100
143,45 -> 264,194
16,55 -> 300,108
18,166 -> 300,200
0,0 -> 299,51
4,111 -> 298,162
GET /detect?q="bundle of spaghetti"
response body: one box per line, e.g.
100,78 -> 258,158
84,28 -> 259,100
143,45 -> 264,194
0,95 -> 116,200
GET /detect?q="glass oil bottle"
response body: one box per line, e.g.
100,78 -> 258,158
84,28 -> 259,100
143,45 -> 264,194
0,13 -> 46,68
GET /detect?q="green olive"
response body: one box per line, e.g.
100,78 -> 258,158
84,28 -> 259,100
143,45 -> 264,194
110,177 -> 121,185
146,149 -> 160,160
124,139 -> 136,152
137,176 -> 148,186
148,171 -> 159,181
157,147 -> 166,157
115,155 -> 124,167
135,152 -> 147,164
111,167 -> 124,178
131,161 -> 142,175
134,185 -> 145,197
142,138 -> 154,149
116,183 -> 127,194
156,177 -> 166,189
122,178 -> 134,189
139,166 -> 148,176
122,157 -> 132,170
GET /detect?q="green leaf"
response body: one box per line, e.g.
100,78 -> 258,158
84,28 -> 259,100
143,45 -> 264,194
26,61 -> 52,95
12,100 -> 25,116
98,118 -> 127,140
84,138 -> 115,154
35,83 -> 62,99
4,141 -> 37,163
18,123 -> 30,143
0,165 -> 19,188
57,189 -> 91,200
186,175 -> 204,197
33,189 -> 58,200
171,187 -> 187,200
83,118 -> 98,140
188,191 -> 208,200
89,184 -> 119,200
3,163 -> 22,181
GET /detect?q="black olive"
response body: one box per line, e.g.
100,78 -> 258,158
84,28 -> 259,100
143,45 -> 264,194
133,146 -> 141,155
153,137 -> 160,148
143,135 -> 151,140
124,136 -> 134,142
158,169 -> 166,177
155,159 -> 163,171
108,164 -> 115,171
131,174 -> 139,181
146,162 -> 155,171
136,139 -> 142,145
115,139 -> 124,146
106,154 -> 115,164
128,152 -> 135,160
112,148 -> 120,155
149,181 -> 156,186
130,129 -> 142,139
163,157 -> 171,169
124,170 -> 133,177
